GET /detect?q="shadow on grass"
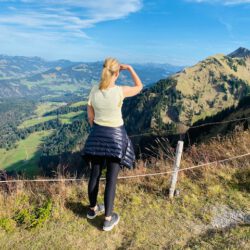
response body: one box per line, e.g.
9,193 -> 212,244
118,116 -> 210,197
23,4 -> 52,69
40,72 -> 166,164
1,150 -> 42,179
1,150 -> 89,180
228,168 -> 250,192
65,200 -> 105,231
136,181 -> 170,197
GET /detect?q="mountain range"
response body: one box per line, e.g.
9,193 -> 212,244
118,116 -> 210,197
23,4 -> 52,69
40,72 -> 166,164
0,55 -> 74,79
0,55 -> 183,99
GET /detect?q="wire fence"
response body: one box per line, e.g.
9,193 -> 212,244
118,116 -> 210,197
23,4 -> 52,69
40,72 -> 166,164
0,114 -> 249,186
0,152 -> 249,183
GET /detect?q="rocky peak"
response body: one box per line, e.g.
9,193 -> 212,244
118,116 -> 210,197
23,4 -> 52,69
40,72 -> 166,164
228,47 -> 250,58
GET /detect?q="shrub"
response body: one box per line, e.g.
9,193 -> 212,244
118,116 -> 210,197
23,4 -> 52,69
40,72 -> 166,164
13,199 -> 52,229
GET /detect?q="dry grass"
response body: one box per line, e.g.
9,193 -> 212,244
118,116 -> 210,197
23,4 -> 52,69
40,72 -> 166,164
0,127 -> 249,249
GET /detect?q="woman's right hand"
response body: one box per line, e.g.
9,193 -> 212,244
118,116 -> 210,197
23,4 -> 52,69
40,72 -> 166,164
119,64 -> 143,98
120,64 -> 132,71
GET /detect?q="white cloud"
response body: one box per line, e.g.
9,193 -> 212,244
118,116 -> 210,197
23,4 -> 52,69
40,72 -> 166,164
187,0 -> 250,5
0,0 -> 143,40
0,0 -> 143,60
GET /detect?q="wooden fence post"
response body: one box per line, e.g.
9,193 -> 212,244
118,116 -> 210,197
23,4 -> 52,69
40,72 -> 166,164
169,140 -> 184,198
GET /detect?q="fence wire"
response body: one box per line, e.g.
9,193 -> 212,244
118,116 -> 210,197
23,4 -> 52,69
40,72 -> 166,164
0,152 -> 249,183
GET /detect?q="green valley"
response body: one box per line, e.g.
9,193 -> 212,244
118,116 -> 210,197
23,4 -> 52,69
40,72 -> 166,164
0,130 -> 55,177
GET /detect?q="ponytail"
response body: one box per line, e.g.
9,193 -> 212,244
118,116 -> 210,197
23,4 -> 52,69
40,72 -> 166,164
99,57 -> 120,90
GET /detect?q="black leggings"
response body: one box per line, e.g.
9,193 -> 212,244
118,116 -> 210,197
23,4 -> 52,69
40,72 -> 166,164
88,155 -> 121,217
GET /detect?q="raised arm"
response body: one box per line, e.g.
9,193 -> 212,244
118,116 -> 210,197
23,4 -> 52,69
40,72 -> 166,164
120,64 -> 143,98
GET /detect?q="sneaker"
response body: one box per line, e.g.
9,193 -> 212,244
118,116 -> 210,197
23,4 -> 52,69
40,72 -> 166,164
87,204 -> 105,219
103,212 -> 120,231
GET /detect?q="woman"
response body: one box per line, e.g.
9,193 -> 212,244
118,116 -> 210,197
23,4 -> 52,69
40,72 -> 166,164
81,57 -> 143,231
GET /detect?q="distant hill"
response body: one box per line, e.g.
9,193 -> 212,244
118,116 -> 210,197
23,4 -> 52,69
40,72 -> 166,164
0,55 -> 183,99
26,62 -> 103,84
0,54 -> 74,79
25,61 -> 183,87
122,47 -> 250,135
228,47 -> 250,58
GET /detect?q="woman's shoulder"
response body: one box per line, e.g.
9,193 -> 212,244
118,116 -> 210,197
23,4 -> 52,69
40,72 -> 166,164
90,84 -> 99,92
116,85 -> 124,100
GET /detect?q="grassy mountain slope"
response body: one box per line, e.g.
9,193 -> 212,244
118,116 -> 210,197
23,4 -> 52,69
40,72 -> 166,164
0,130 -> 55,177
187,95 -> 250,144
174,53 -> 250,124
123,48 -> 250,135
0,127 -> 249,249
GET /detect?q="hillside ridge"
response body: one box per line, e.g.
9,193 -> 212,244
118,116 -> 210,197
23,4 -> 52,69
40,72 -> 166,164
122,48 -> 250,136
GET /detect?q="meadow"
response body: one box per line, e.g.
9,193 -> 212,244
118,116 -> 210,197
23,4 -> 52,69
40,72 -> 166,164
17,101 -> 67,129
0,130 -> 55,177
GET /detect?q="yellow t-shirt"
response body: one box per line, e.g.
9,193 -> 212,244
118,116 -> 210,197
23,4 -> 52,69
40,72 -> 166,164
87,84 -> 124,127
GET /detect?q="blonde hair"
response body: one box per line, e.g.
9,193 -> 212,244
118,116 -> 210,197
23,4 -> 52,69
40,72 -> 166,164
99,57 -> 120,90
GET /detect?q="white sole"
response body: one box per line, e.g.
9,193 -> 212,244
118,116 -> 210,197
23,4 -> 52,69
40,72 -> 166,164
103,215 -> 120,231
87,213 -> 97,219
87,207 -> 105,219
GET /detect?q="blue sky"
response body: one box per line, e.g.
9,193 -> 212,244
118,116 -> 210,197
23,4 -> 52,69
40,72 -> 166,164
0,0 -> 249,65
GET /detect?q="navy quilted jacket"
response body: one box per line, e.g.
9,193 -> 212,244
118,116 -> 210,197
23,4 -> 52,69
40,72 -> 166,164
81,122 -> 135,169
